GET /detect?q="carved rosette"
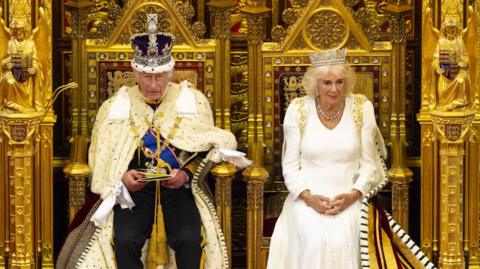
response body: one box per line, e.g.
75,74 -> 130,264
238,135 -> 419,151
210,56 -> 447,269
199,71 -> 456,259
304,9 -> 348,49
174,1 -> 195,22
282,8 -> 300,25
271,25 -> 287,43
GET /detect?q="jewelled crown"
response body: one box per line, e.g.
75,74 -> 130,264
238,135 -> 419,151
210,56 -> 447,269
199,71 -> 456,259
309,48 -> 347,67
130,14 -> 175,73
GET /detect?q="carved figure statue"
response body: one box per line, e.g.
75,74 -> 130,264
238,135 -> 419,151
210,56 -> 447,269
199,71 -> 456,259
423,6 -> 477,111
0,7 -> 49,112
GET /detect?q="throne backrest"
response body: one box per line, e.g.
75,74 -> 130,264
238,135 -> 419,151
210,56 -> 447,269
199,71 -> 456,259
258,1 -> 394,223
83,1 -> 218,133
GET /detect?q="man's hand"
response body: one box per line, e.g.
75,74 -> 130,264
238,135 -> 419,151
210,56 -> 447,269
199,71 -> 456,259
122,169 -> 147,192
325,189 -> 362,215
162,169 -> 188,189
299,190 -> 333,214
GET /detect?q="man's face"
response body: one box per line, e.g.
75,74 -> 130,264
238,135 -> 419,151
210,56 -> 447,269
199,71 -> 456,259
135,71 -> 171,101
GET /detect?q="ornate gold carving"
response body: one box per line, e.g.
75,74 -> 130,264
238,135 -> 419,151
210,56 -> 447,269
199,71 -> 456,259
243,11 -> 269,45
190,21 -> 206,39
83,0 -> 123,40
354,1 -> 384,41
10,125 -> 27,142
270,25 -> 286,43
423,6 -> 477,111
304,9 -> 348,49
3,131 -> 35,268
379,3 -> 412,232
64,135 -> 90,222
430,111 -> 475,268
106,71 -> 136,96
126,6 -> 173,38
422,127 -> 434,147
344,35 -> 361,49
431,111 -> 475,143
211,162 -> 236,265
230,52 -> 248,152
0,6 -> 50,113
175,1 -> 195,22
282,8 -> 300,25
208,1 -> 236,40
243,166 -> 268,269
292,38 -> 307,50
0,113 -> 42,145
445,124 -> 462,141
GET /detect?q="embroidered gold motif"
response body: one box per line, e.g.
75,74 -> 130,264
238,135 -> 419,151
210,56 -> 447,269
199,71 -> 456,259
130,109 -> 183,176
352,94 -> 367,134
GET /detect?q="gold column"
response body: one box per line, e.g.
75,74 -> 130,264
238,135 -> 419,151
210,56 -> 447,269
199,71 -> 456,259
378,2 -> 413,232
466,123 -> 480,268
0,113 -> 43,269
63,135 -> 90,223
210,162 -> 236,264
36,115 -> 56,269
207,0 -> 236,131
418,114 -> 439,260
242,166 -> 268,269
240,3 -> 270,165
432,110 -> 475,269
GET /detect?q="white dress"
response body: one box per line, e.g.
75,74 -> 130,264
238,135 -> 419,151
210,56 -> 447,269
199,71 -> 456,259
267,95 -> 378,269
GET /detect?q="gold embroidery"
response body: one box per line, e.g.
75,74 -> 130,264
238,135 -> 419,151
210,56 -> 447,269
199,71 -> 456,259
352,94 -> 367,134
130,109 -> 183,176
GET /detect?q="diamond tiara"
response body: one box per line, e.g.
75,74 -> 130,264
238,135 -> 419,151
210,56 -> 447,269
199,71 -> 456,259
309,48 -> 347,67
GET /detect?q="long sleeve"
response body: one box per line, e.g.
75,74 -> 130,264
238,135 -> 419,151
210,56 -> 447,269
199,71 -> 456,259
282,100 -> 308,199
352,100 -> 378,195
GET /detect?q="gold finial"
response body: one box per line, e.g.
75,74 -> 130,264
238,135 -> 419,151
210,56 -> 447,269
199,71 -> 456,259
309,48 -> 347,67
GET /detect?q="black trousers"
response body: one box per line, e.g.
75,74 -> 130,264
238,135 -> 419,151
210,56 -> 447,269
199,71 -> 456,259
113,182 -> 202,269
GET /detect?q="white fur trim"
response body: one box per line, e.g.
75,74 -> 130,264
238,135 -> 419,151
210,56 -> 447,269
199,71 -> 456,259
107,86 -> 130,120
176,80 -> 198,118
131,58 -> 175,74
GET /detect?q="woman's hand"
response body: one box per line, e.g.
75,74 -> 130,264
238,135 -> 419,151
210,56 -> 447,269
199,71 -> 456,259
325,189 -> 362,215
299,190 -> 333,214
162,169 -> 188,189
122,169 -> 148,192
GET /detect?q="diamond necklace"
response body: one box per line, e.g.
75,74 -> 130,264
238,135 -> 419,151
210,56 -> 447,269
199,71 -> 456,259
315,96 -> 344,121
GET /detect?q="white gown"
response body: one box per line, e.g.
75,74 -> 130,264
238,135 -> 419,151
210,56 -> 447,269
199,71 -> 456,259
267,96 -> 378,269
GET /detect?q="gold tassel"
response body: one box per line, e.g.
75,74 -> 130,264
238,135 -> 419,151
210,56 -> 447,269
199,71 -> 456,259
146,182 -> 170,268
155,201 -> 169,264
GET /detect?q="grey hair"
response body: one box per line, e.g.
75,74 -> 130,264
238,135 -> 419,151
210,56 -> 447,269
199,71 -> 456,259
302,64 -> 356,97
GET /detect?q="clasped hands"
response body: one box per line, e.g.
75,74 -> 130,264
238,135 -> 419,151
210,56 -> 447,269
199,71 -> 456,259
299,189 -> 362,215
122,168 -> 189,192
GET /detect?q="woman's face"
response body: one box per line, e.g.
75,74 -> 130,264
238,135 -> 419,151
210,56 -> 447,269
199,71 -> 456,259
317,72 -> 346,106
